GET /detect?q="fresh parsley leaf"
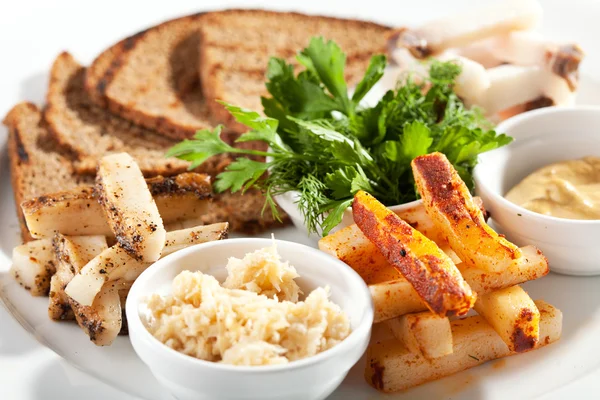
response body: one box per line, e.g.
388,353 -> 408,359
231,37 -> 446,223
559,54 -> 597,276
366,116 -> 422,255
214,158 -> 271,193
297,37 -> 352,115
325,165 -> 374,200
325,167 -> 356,199
218,101 -> 292,153
165,126 -> 234,169
264,58 -> 339,117
399,121 -> 433,162
289,117 -> 353,144
219,102 -> 278,133
352,54 -> 386,103
320,198 -> 353,236
350,165 -> 375,194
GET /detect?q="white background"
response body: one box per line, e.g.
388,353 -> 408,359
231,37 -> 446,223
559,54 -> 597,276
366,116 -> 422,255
1,1 -> 600,399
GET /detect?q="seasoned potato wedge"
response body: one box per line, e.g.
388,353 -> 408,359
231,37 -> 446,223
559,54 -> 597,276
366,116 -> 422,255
11,238 -> 56,296
386,311 -> 453,359
352,190 -> 476,317
412,152 -> 524,272
48,234 -> 108,320
366,300 -> 561,393
96,153 -> 166,262
319,223 -> 438,322
474,285 -> 540,352
320,221 -> 548,322
459,245 -> 548,293
369,280 -> 425,323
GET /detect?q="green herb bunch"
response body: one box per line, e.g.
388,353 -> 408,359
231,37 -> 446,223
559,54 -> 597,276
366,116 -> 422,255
167,37 -> 512,236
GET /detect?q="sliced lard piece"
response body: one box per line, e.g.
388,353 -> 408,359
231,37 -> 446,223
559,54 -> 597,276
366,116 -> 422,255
11,238 -> 56,296
388,50 -> 489,101
472,65 -> 542,115
65,223 -> 229,306
96,153 -> 166,263
436,53 -> 490,100
382,48 -> 429,89
491,31 -> 584,90
542,69 -> 575,105
390,0 -> 542,58
490,31 -> 548,65
455,38 -> 505,68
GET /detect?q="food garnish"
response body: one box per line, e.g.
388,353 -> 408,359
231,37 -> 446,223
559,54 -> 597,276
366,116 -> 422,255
145,243 -> 350,366
167,37 -> 512,235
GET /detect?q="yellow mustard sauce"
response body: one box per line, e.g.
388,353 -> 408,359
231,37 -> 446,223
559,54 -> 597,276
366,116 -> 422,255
505,156 -> 600,220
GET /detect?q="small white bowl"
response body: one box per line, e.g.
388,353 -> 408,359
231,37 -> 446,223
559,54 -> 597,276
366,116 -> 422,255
126,238 -> 373,400
275,190 -> 422,239
474,106 -> 600,276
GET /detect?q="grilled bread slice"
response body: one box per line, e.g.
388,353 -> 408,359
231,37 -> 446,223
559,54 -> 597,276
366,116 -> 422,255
4,103 -> 286,241
45,52 -> 190,177
4,103 -> 93,242
84,13 -> 213,140
199,10 -> 391,133
86,10 -> 390,137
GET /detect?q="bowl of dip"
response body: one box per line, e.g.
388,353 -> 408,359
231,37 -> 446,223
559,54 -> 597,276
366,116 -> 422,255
126,238 -> 373,400
473,106 -> 600,275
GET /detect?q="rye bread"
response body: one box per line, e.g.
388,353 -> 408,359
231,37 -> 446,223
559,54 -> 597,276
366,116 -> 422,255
4,103 -> 93,242
85,13 -> 214,140
198,10 -> 391,133
84,40 -> 126,107
201,57 -> 377,133
199,10 -> 390,54
45,52 -> 191,177
86,10 -> 390,138
4,104 -> 286,242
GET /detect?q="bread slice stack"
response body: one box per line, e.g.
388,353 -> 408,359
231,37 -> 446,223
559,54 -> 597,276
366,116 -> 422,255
4,9 -> 390,242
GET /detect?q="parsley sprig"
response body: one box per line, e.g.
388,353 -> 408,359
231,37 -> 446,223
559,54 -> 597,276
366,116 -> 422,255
167,37 -> 512,236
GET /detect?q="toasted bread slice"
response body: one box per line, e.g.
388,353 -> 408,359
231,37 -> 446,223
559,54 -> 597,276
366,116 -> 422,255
85,31 -> 149,106
4,103 -> 92,242
199,10 -> 389,54
85,13 -> 214,140
84,40 -> 126,107
4,103 -> 286,241
199,10 -> 390,133
86,10 -> 389,138
46,52 -> 191,177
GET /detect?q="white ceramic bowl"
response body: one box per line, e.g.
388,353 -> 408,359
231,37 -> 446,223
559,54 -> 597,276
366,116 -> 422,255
275,190 -> 422,238
126,238 -> 373,400
474,106 -> 600,276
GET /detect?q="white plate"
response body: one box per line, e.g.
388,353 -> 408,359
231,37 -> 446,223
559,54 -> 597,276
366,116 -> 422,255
2,0 -> 600,399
